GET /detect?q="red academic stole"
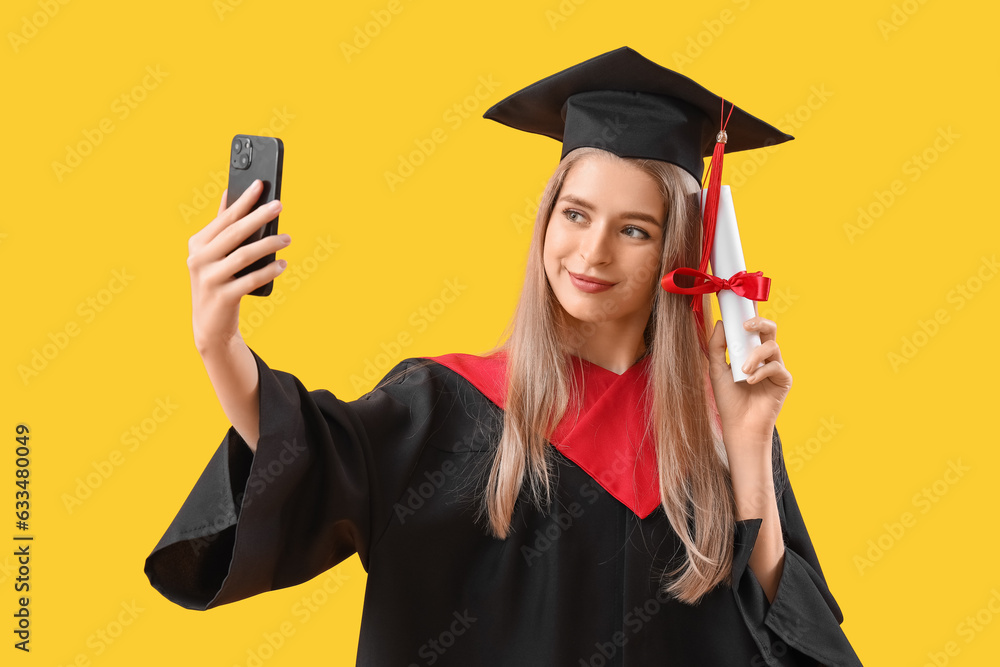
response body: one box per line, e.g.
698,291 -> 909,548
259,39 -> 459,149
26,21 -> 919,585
425,351 -> 660,519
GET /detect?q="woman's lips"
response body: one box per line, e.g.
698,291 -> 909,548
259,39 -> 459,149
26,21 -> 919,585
568,271 -> 616,293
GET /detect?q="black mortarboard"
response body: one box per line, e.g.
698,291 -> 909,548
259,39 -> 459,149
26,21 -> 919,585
482,46 -> 793,183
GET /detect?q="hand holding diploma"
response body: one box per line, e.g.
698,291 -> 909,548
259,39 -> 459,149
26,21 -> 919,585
702,188 -> 791,453
708,315 -> 792,454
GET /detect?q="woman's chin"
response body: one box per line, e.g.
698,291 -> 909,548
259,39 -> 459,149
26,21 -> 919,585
557,304 -> 609,327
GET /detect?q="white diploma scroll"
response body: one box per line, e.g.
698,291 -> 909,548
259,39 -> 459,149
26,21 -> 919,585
702,185 -> 762,383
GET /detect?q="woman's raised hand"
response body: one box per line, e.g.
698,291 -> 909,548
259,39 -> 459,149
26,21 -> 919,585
707,316 -> 793,458
186,180 -> 290,354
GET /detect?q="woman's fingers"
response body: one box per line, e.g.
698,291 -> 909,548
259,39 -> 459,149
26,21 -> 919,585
216,232 -> 291,281
740,316 -> 784,368
745,358 -> 793,388
201,199 -> 283,263
737,317 -> 791,387
185,182 -> 288,354
708,320 -> 726,353
217,188 -> 229,217
707,320 -> 734,379
744,316 -> 777,342
191,180 -> 265,249
229,256 -> 288,298
741,339 -> 782,372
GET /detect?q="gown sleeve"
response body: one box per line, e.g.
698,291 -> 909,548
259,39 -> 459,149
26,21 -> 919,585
143,347 -> 435,611
730,428 -> 863,667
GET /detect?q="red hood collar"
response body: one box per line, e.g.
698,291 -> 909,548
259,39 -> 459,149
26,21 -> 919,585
424,350 -> 660,519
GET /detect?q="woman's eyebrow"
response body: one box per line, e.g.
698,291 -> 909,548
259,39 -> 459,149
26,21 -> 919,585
557,193 -> 663,227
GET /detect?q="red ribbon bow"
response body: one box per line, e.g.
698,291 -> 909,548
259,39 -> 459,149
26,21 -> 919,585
659,268 -> 771,302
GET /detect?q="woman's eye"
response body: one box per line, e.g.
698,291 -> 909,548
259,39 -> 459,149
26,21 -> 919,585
624,225 -> 651,240
564,209 -> 584,223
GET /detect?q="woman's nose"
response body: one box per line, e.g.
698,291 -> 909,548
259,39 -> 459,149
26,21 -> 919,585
579,225 -> 612,265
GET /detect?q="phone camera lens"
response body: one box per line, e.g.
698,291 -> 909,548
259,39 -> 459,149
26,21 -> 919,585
231,137 -> 252,169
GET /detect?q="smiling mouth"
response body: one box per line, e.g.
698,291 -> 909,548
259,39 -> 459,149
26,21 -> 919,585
568,271 -> 616,293
569,271 -> 615,286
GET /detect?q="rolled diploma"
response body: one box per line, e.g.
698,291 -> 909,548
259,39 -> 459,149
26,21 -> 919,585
702,185 -> 762,382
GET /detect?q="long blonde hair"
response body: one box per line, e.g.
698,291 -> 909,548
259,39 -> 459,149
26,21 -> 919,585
484,146 -> 735,604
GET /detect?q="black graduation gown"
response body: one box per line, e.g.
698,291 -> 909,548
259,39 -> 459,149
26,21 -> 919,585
144,348 -> 863,666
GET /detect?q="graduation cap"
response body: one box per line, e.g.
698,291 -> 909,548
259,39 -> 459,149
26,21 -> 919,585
481,45 -> 792,184
483,46 -> 790,330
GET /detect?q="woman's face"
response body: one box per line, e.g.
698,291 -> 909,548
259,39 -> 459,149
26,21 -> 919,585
543,154 -> 666,339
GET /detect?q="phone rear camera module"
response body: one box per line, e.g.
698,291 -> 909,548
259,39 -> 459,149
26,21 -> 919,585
231,137 -> 252,169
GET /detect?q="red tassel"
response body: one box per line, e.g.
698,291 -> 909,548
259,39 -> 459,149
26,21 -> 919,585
699,99 -> 735,274
691,100 -> 735,331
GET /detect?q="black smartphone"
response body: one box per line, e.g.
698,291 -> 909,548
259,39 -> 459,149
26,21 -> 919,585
227,134 -> 284,297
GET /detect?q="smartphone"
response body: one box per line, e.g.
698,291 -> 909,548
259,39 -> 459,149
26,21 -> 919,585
227,134 -> 284,297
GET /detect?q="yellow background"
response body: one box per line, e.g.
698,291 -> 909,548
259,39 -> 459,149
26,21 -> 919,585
3,0 -> 997,664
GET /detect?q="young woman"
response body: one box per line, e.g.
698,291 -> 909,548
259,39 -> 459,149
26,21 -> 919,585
147,48 -> 862,666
